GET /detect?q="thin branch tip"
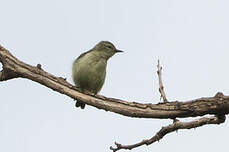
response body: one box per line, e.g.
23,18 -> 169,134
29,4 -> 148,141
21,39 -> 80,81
0,45 -> 229,152
156,60 -> 168,102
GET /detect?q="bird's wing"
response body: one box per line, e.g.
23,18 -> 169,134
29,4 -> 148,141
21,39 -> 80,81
76,49 -> 93,61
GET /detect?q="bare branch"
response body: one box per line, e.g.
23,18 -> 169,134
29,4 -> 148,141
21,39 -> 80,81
157,60 -> 179,124
157,60 -> 168,102
1,45 -> 229,119
110,115 -> 226,152
1,45 -> 229,152
0,68 -> 20,81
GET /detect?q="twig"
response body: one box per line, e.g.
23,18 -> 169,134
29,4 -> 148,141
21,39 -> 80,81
157,60 -> 168,102
110,115 -> 226,152
1,45 -> 229,152
1,45 -> 229,118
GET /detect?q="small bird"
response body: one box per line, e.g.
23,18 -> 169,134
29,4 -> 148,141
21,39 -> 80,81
72,41 -> 123,109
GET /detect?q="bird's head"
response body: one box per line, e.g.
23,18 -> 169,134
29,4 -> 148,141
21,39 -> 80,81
93,41 -> 123,59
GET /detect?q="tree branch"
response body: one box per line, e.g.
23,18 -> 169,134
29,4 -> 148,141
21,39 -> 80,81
1,45 -> 229,151
157,60 -> 168,102
110,115 -> 226,151
109,60 -> 227,151
1,45 -> 229,119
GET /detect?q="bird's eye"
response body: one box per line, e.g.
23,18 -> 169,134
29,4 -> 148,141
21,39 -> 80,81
106,45 -> 112,49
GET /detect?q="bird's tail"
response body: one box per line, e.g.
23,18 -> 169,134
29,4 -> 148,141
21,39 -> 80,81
75,100 -> 86,109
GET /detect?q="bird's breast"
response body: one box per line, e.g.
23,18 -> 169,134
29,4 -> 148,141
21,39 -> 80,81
72,55 -> 107,94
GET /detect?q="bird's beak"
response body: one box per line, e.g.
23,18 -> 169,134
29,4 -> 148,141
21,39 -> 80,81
115,49 -> 124,53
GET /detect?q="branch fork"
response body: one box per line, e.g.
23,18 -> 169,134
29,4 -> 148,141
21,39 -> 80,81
0,45 -> 228,151
110,60 -> 227,151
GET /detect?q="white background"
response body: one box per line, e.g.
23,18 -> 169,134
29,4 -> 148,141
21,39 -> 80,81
0,0 -> 228,152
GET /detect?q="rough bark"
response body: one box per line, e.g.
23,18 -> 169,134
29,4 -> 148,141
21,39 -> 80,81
0,45 -> 228,151
0,45 -> 229,119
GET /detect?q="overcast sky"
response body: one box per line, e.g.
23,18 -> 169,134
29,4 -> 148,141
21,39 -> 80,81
0,0 -> 229,152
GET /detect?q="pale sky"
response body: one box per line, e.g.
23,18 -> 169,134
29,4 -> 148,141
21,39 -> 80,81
0,0 -> 228,152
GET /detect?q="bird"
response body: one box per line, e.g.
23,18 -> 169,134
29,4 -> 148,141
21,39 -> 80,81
72,41 -> 123,109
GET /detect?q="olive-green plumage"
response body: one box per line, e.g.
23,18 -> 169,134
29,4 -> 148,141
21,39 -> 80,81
72,41 -> 123,109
